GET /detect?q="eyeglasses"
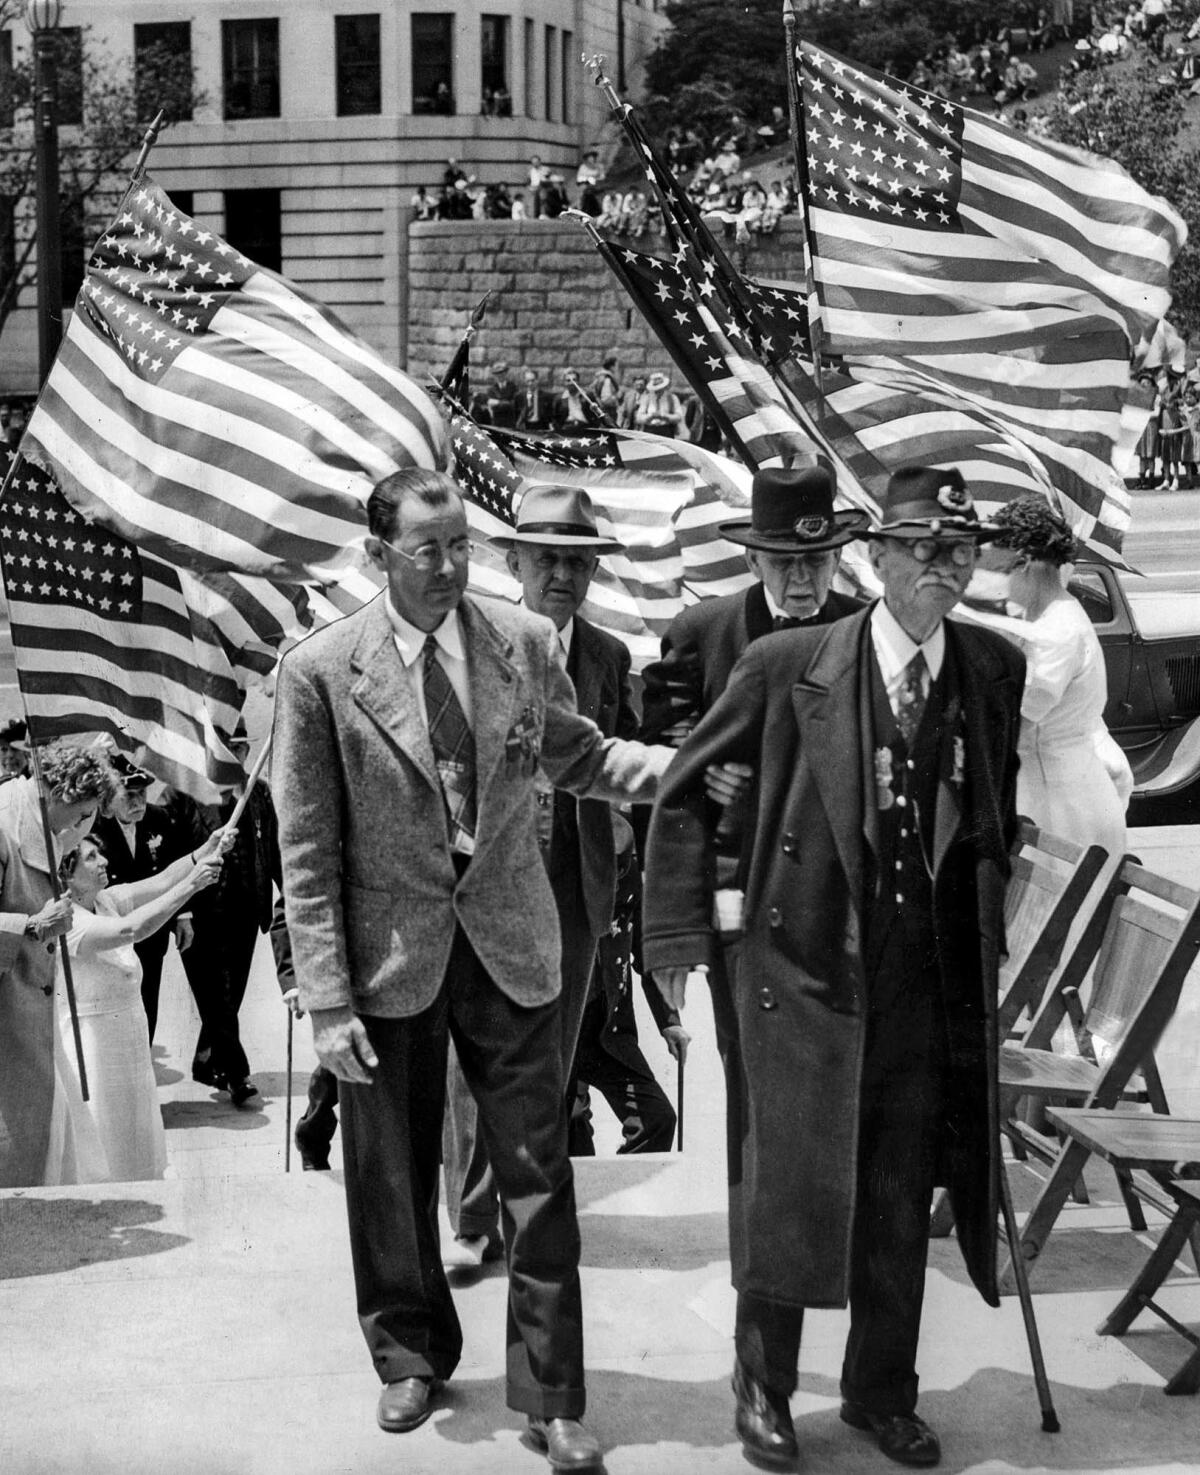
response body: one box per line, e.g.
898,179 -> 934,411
888,538 -> 978,568
530,550 -> 598,575
379,537 -> 473,572
757,550 -> 837,573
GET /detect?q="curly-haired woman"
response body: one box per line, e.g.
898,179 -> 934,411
970,496 -> 1132,859
0,741 -> 112,1186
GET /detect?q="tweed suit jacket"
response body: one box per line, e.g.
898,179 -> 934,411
273,592 -> 670,1018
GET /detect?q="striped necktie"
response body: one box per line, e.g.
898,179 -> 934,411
422,635 -> 477,847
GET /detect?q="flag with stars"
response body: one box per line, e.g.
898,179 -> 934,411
0,452 -> 310,800
444,407 -> 757,666
790,42 -> 1188,556
20,174 -> 449,584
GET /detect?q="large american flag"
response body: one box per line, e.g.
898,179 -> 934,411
445,406 -> 754,667
0,453 -> 307,798
791,41 -> 1187,557
20,174 -> 449,583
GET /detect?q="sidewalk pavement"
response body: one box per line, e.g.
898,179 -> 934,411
2,828 -> 1199,1475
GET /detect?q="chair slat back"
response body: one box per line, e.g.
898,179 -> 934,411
1087,896 -> 1181,1048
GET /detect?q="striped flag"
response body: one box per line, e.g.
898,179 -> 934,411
445,407 -> 754,667
0,453 -> 309,800
20,174 -> 449,583
789,41 -> 1188,556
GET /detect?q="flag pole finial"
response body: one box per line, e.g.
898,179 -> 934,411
130,109 -> 165,187
562,207 -> 603,244
583,53 -> 622,112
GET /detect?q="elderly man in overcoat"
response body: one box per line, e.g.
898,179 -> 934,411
272,467 -> 671,1473
643,467 -> 1025,1470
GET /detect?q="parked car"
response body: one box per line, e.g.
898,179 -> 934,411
1070,561 -> 1200,824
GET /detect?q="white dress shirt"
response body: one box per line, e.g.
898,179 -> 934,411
383,598 -> 474,733
869,601 -> 945,720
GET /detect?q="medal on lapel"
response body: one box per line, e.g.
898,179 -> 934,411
874,746 -> 895,811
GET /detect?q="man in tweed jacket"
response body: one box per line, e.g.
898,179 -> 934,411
272,468 -> 671,1473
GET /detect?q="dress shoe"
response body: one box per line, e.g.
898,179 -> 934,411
526,1416 -> 603,1471
377,1376 -> 438,1433
442,1232 -> 503,1270
191,1063 -> 228,1090
840,1402 -> 941,1468
228,1079 -> 260,1108
293,1121 -> 331,1171
731,1360 -> 798,1469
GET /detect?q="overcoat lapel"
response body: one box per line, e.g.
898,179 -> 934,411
570,619 -> 602,722
350,596 -> 440,795
792,610 -> 875,905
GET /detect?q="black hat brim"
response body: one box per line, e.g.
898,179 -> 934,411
718,508 -> 870,553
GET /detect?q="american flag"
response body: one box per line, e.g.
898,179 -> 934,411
445,407 -> 754,667
0,453 -> 305,799
791,41 -> 1187,556
21,174 -> 449,583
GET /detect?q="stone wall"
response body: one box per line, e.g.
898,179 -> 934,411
405,217 -> 806,388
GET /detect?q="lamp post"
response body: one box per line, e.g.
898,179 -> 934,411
26,0 -> 63,384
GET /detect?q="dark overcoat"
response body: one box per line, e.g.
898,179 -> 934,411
642,605 -> 1024,1308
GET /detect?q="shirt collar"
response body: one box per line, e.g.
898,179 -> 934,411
870,598 -> 946,683
384,596 -> 465,669
760,583 -> 786,622
558,615 -> 574,660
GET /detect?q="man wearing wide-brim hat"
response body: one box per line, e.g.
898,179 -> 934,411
0,718 -> 31,782
442,483 -> 684,1267
644,465 -> 1024,1469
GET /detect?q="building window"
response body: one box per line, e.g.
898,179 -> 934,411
411,14 -> 454,114
222,18 -> 280,121
224,188 -> 282,274
561,30 -> 572,124
0,30 -> 13,131
56,27 -> 83,128
523,19 -> 534,119
480,15 -> 510,116
335,14 -> 381,117
165,188 -> 195,219
134,21 -> 193,122
544,24 -> 555,122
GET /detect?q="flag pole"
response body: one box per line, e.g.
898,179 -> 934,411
782,0 -> 827,420
221,731 -> 273,838
438,290 -> 492,395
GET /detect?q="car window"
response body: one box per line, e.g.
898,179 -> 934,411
1069,571 -> 1114,625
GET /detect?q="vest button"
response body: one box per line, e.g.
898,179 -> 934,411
768,906 -> 783,927
906,759 -> 915,770
759,985 -> 777,1010
895,795 -> 908,808
781,833 -> 798,856
895,892 -> 905,904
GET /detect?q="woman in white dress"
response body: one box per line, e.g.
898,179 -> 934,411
57,831 -> 226,1181
972,495 -> 1132,857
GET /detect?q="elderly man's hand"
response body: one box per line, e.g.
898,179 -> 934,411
704,761 -> 753,807
311,1005 -> 378,1084
662,1023 -> 691,1065
281,987 -> 306,1020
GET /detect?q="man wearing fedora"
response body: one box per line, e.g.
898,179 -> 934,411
643,466 -> 1025,1469
441,482 -> 687,1263
272,468 -> 674,1471
91,754 -> 192,1042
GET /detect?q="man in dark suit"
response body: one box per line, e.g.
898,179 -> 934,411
516,367 -> 553,431
91,754 -> 191,1041
643,467 -> 1025,1470
272,468 -> 671,1470
440,483 -> 667,1263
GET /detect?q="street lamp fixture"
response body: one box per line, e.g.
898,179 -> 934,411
25,0 -> 64,383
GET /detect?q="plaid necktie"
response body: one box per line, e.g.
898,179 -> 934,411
895,651 -> 928,745
422,635 -> 477,848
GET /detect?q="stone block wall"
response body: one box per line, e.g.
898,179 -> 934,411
406,218 -> 805,390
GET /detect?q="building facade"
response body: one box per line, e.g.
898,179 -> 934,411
0,0 -> 668,394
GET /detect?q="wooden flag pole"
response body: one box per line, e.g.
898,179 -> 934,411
221,731 -> 273,838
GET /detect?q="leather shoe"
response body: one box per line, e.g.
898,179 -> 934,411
293,1121 -> 331,1171
377,1376 -> 438,1433
229,1079 -> 260,1108
731,1360 -> 798,1469
840,1402 -> 941,1467
526,1416 -> 603,1471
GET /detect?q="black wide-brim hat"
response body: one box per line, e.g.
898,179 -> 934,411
108,752 -> 154,790
718,466 -> 869,553
870,466 -> 1000,541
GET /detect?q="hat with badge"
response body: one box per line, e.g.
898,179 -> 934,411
869,466 -> 999,541
718,465 -> 869,553
492,483 -> 625,552
109,752 -> 154,790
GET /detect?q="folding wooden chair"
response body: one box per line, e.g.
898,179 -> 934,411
998,869 -> 1200,1292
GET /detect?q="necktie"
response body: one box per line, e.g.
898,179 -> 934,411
422,635 -> 477,847
773,615 -> 812,631
895,651 -> 928,745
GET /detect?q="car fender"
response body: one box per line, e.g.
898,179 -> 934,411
1127,716 -> 1200,796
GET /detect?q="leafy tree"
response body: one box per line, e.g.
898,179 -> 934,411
0,5 -> 203,341
1044,59 -> 1200,342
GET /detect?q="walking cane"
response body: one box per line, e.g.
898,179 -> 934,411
999,1164 -> 1060,1432
284,1007 -> 294,1173
676,1054 -> 685,1151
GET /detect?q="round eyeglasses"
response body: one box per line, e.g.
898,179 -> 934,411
380,537 -> 474,572
892,537 -> 978,568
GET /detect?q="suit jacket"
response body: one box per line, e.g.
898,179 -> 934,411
640,580 -> 862,742
516,384 -> 553,431
642,606 -> 1024,1307
272,592 -> 670,1018
190,786 -> 280,933
92,805 -> 187,955
557,616 -> 640,937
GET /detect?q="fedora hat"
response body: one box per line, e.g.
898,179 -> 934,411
645,371 -> 671,392
870,466 -> 999,541
718,466 -> 869,553
493,483 -> 625,552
